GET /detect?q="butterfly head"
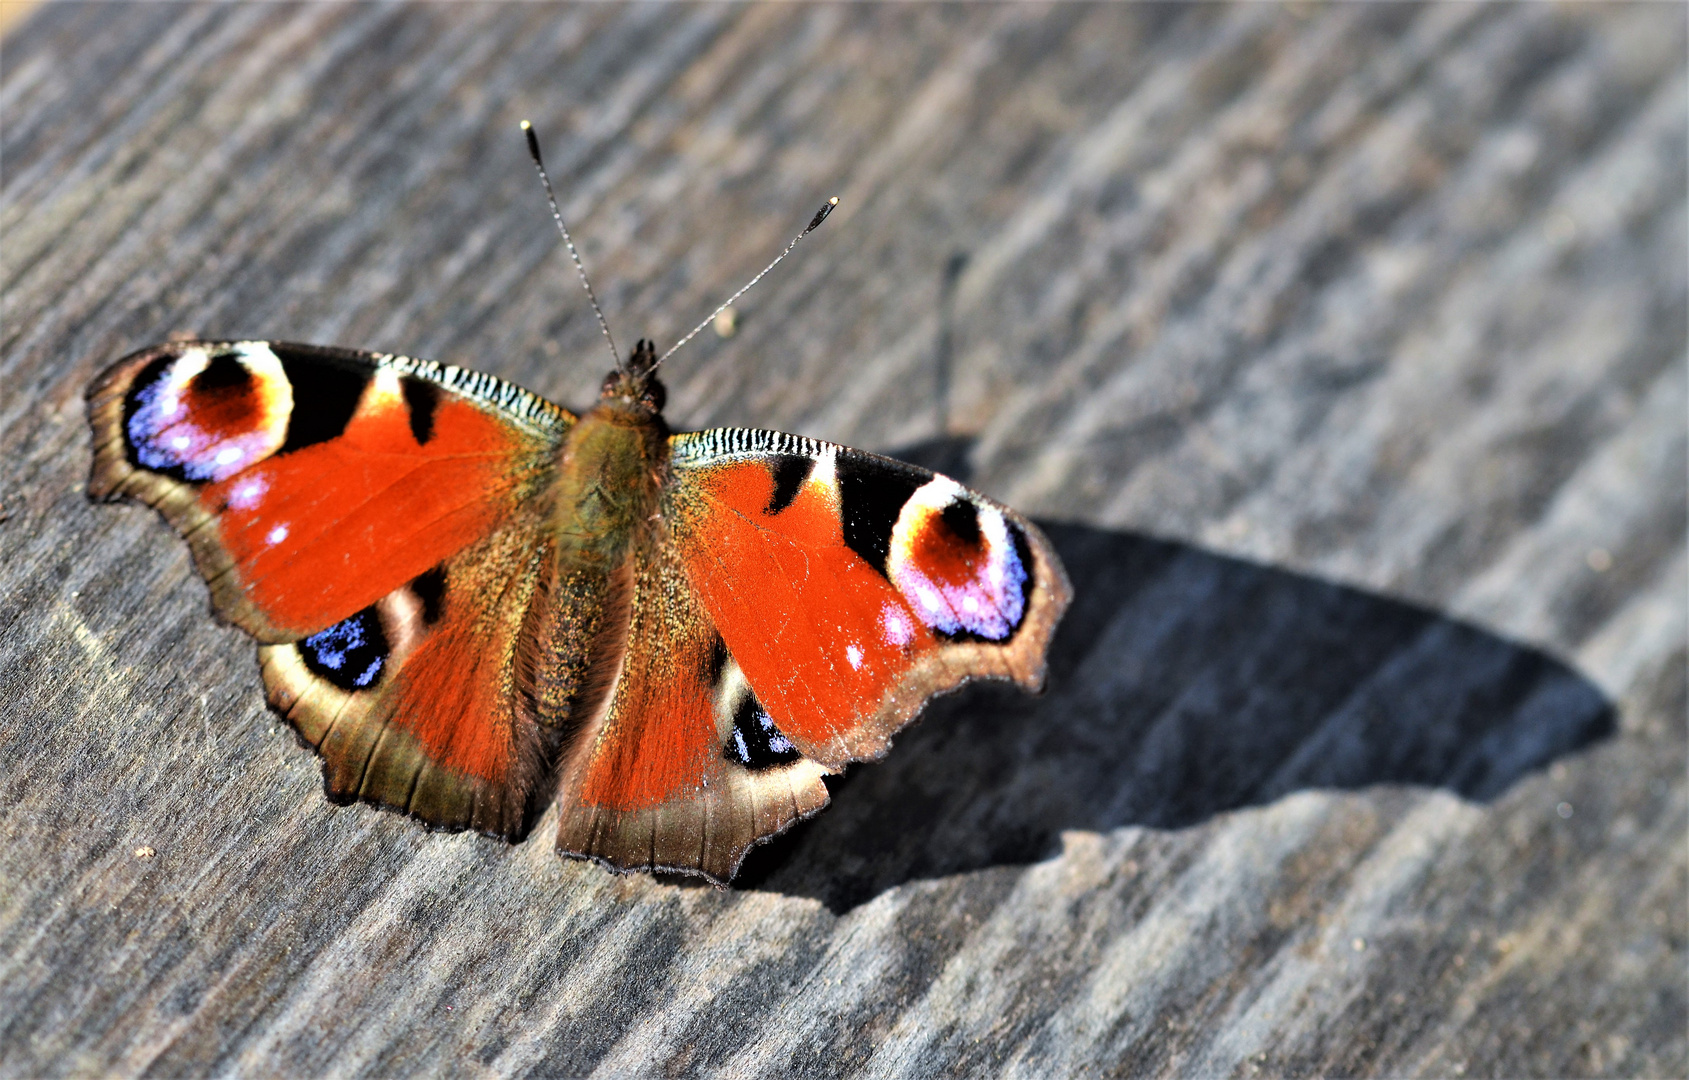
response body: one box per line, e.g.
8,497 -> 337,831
599,338 -> 666,414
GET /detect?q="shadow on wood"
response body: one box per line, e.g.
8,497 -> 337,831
735,437 -> 1616,911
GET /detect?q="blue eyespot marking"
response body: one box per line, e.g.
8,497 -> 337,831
298,607 -> 388,691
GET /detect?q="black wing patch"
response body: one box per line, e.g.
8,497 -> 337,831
402,377 -> 439,445
273,346 -> 366,454
837,455 -> 927,575
764,454 -> 813,515
411,565 -> 448,625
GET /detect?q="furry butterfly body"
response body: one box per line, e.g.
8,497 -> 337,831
86,337 -> 1070,883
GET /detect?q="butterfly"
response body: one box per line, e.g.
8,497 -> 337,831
83,127 -> 1070,885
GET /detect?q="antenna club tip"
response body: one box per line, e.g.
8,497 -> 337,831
806,197 -> 839,233
520,119 -> 532,130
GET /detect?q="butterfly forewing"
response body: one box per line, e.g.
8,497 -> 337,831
663,430 -> 1071,769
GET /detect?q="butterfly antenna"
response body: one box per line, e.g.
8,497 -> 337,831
655,196 -> 839,371
522,120 -> 625,375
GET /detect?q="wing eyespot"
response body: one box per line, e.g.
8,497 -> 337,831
120,344 -> 293,482
886,482 -> 1033,643
297,606 -> 389,691
723,693 -> 802,770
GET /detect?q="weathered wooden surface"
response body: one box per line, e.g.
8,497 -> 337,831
1,3 -> 1684,1076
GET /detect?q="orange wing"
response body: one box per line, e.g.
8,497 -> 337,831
86,341 -> 572,836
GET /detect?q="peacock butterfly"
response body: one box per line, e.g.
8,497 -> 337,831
83,125 -> 1071,884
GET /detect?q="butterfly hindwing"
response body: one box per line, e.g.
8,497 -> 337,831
259,519 -> 558,839
552,522 -> 830,883
86,340 -> 574,838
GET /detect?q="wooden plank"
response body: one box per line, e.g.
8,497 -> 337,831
1,3 -> 1683,1076
0,2 -> 43,43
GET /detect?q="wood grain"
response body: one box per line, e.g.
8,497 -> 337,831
1,4 -> 1683,1076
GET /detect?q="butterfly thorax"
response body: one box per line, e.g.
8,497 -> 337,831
549,391 -> 669,569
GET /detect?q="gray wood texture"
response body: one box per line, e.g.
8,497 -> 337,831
2,3 -> 1684,1076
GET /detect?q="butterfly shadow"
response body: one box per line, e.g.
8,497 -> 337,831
732,436 -> 1616,913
